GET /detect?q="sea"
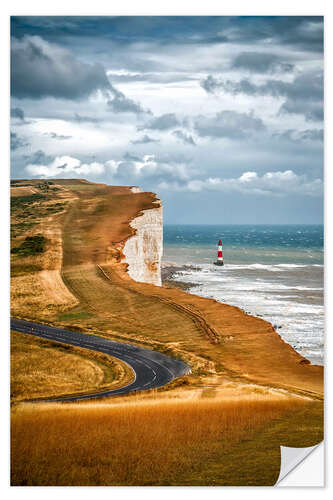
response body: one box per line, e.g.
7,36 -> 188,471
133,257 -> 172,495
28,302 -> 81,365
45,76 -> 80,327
162,225 -> 324,365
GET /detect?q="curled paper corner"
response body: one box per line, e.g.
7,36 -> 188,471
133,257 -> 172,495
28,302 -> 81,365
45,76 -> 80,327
275,442 -> 324,486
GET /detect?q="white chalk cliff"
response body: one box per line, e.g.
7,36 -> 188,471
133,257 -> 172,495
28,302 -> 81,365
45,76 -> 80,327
130,186 -> 143,194
122,200 -> 163,286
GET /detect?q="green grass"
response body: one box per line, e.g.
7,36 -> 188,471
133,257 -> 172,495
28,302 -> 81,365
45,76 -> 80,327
11,194 -> 46,210
193,400 -> 323,486
58,311 -> 93,321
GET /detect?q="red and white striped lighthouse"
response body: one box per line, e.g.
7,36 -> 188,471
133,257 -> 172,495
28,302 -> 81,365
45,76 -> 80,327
214,239 -> 224,266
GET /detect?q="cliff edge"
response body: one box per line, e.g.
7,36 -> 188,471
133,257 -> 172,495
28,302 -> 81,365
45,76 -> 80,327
122,197 -> 163,286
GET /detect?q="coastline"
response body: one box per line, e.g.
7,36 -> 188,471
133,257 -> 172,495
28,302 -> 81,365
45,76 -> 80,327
161,260 -> 308,352
10,180 -> 323,486
161,255 -> 323,366
162,263 -> 200,291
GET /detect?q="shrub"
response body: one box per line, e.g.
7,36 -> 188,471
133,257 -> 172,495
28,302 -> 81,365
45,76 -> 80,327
11,235 -> 47,256
11,194 -> 46,210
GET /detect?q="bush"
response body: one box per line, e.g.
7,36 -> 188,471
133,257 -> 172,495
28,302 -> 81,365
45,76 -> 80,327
11,235 -> 47,256
11,194 -> 46,210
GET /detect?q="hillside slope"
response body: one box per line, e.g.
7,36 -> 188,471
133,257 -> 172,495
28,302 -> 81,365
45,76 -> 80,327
10,178 -> 323,399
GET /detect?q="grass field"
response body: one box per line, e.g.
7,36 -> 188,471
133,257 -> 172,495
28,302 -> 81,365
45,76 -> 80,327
10,180 -> 78,320
10,178 -> 324,486
11,331 -> 133,402
11,396 -> 323,486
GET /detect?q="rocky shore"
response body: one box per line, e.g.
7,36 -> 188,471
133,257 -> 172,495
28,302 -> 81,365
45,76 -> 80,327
161,264 -> 200,291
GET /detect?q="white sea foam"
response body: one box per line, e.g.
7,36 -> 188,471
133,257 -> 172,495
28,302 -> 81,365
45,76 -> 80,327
275,263 -> 307,268
170,261 -> 324,365
216,263 -> 309,272
226,263 -> 279,271
292,286 -> 323,291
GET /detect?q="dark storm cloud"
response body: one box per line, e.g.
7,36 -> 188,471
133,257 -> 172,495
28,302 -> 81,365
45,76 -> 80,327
107,84 -> 150,114
279,99 -> 323,122
200,75 -> 221,94
11,107 -> 25,120
131,135 -> 160,145
231,52 -> 294,73
10,16 -> 229,46
299,129 -> 323,141
200,71 -> 322,99
201,71 -> 323,122
138,113 -> 182,131
11,35 -> 110,99
11,16 -> 323,52
10,16 -> 324,224
272,129 -> 323,142
227,16 -> 323,52
11,34 -> 149,116
194,110 -> 265,139
172,130 -> 196,146
72,113 -> 100,123
22,150 -> 53,165
10,132 -> 29,150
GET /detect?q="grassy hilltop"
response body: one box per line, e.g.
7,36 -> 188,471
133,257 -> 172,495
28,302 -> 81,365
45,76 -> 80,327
10,179 -> 323,486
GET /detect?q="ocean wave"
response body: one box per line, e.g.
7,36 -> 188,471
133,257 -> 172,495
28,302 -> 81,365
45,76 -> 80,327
220,263 -> 280,272
275,263 -> 307,268
292,286 -> 323,291
223,263 -> 314,272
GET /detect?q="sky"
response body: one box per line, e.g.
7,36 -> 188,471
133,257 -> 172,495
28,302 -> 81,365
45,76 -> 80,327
10,16 -> 324,224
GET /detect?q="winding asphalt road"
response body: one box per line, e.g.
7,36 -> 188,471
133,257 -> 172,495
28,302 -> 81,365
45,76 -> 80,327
11,318 -> 191,402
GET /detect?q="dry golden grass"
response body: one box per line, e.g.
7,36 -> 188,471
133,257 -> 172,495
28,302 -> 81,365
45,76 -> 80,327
11,396 -> 323,486
11,270 -> 78,320
61,182 -> 158,267
11,182 -> 78,320
11,186 -> 38,196
11,331 -> 134,402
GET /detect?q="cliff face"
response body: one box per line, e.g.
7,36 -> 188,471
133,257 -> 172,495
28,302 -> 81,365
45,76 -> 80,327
122,200 -> 163,286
